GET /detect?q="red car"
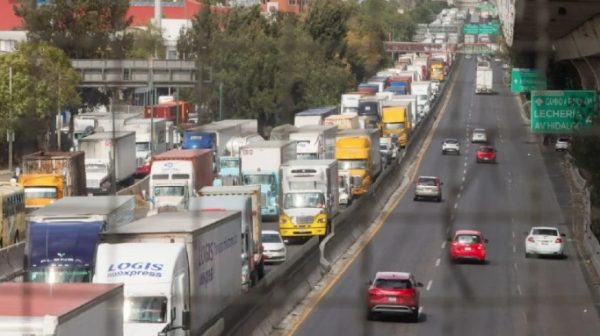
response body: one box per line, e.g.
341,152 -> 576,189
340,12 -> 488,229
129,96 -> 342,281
366,271 -> 423,322
449,230 -> 488,264
476,146 -> 497,163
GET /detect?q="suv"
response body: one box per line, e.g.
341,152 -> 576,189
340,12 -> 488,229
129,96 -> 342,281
471,128 -> 487,143
366,271 -> 423,322
414,176 -> 443,202
555,137 -> 570,151
442,138 -> 460,155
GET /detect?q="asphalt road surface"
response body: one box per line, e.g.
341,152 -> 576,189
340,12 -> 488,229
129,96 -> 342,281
287,58 -> 600,336
263,220 -> 307,275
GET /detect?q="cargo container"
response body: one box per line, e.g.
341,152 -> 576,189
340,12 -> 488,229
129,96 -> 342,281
145,101 -> 190,125
289,125 -> 338,160
184,123 -> 242,173
269,124 -> 299,140
341,93 -> 368,114
294,106 -> 339,127
358,96 -> 386,129
96,210 -> 242,336
219,133 -> 264,185
0,283 -> 124,336
324,114 -> 360,130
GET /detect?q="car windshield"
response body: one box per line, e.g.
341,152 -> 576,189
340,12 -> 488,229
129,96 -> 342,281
124,296 -> 168,323
474,129 -> 486,133
220,158 -> 239,169
380,144 -> 388,150
532,229 -> 559,236
262,233 -> 282,243
418,178 -> 437,186
374,279 -> 412,289
455,234 -> 481,244
136,142 -> 150,152
479,147 -> 495,153
445,139 -> 458,144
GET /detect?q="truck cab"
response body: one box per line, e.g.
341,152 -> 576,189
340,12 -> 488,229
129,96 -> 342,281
338,171 -> 354,206
94,243 -> 189,336
335,130 -> 381,198
151,179 -> 190,211
18,173 -> 65,212
218,133 -> 264,185
381,106 -> 411,147
85,158 -> 112,195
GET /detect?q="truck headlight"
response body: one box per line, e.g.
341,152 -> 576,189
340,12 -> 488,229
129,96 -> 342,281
317,217 -> 326,223
279,215 -> 289,224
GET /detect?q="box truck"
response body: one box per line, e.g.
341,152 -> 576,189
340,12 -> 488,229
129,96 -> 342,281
294,106 -> 339,127
476,62 -> 493,94
95,210 -> 242,336
289,125 -> 338,160
218,133 -> 264,186
240,141 -> 297,219
26,196 -> 135,283
279,160 -> 339,240
149,149 -> 213,210
183,123 -> 241,173
324,114 -> 360,130
79,131 -> 137,195
0,283 -> 124,336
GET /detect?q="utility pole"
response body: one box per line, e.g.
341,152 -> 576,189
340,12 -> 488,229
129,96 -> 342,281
110,90 -> 117,195
57,72 -> 62,151
149,57 -> 155,157
219,82 -> 223,121
8,67 -> 13,172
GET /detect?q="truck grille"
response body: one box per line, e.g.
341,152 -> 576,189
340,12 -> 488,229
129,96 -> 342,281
261,193 -> 267,207
136,157 -> 145,168
352,175 -> 362,187
87,179 -> 100,189
292,216 -> 314,225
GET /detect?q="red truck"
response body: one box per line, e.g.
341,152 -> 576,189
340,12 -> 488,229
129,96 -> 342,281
145,101 -> 190,125
149,149 -> 214,205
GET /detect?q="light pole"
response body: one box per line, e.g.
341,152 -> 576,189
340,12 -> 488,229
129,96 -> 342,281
8,67 -> 14,171
149,56 -> 155,158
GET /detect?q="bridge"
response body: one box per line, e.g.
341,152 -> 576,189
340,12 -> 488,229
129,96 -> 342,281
384,42 -> 495,54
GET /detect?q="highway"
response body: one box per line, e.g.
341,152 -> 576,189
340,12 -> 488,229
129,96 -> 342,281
285,58 -> 600,336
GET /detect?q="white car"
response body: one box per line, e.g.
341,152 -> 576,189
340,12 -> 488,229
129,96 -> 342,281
525,227 -> 566,258
555,137 -> 570,151
442,138 -> 460,155
414,176 -> 443,202
262,230 -> 287,264
502,64 -> 509,69
494,57 -> 502,62
466,55 -> 472,60
471,128 -> 487,143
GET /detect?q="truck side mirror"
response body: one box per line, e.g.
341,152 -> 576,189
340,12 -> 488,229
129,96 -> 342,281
182,310 -> 191,331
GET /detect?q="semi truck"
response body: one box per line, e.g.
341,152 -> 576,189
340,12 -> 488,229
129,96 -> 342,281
0,283 -> 124,336
412,81 -> 433,115
429,59 -> 445,81
219,133 -> 264,185
17,151 -> 86,211
341,93 -> 367,114
214,119 -> 258,135
149,149 -> 213,210
289,125 -> 338,160
183,123 -> 241,173
476,61 -> 493,94
198,185 -> 265,283
358,96 -> 386,129
390,95 -> 419,126
294,106 -> 339,127
269,124 -> 299,140
335,129 -> 381,198
279,160 -> 339,241
166,121 -> 182,150
95,210 -> 242,336
26,196 -> 135,284
324,114 -> 360,130
240,140 -> 297,219
79,132 -> 137,195
381,100 -> 413,147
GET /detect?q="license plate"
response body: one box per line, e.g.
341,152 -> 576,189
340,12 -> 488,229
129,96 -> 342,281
388,297 -> 397,302
298,229 -> 307,233
541,242 -> 549,245
484,158 -> 489,160
465,247 -> 472,251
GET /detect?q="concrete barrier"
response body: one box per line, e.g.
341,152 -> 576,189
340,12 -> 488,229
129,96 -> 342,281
0,242 -> 25,282
117,176 -> 150,197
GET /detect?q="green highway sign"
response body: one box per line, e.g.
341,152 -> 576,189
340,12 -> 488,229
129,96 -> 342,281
479,24 -> 500,35
511,69 -> 547,92
531,90 -> 597,134
464,25 -> 479,35
491,19 -> 500,25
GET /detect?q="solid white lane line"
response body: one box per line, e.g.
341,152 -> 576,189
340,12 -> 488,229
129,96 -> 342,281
463,169 -> 467,174
513,245 -> 516,253
426,280 -> 433,291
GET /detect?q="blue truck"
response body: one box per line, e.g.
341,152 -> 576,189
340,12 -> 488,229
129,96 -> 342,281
183,123 -> 242,174
25,196 -> 135,283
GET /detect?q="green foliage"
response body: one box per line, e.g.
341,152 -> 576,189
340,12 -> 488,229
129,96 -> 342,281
0,42 -> 81,138
126,25 -> 167,59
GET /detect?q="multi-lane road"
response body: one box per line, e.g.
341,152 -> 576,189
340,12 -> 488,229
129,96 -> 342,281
284,58 -> 600,335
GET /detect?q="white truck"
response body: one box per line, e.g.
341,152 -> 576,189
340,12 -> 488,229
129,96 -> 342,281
219,133 -> 264,185
476,62 -> 493,94
289,125 -> 338,160
0,283 -> 124,336
95,210 -> 242,336
389,95 -> 419,127
279,160 -> 339,240
411,81 -> 433,115
166,121 -> 181,150
79,131 -> 136,195
341,93 -> 363,114
338,170 -> 354,206
240,140 -> 297,219
324,114 -> 360,130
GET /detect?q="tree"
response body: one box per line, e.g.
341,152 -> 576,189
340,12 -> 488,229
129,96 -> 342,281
302,0 -> 351,59
126,24 -> 167,59
0,42 -> 81,143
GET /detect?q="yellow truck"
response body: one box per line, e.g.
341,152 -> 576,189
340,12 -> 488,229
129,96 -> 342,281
380,100 -> 413,147
429,59 -> 445,81
16,151 -> 87,212
335,129 -> 381,198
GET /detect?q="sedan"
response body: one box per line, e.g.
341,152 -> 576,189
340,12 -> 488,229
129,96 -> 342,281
449,230 -> 488,264
476,146 -> 497,163
525,227 -> 566,258
262,230 -> 287,264
442,138 -> 460,155
366,271 -> 423,322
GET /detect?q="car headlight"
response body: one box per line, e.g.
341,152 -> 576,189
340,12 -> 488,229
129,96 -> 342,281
274,248 -> 285,253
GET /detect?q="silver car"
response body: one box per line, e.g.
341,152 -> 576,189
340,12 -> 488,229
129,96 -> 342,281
414,176 -> 443,202
471,128 -> 487,143
442,138 -> 460,155
555,137 -> 570,151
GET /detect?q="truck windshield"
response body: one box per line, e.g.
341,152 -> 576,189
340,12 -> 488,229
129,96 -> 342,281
418,95 -> 428,101
154,186 -> 185,197
136,142 -> 150,151
24,187 -> 57,199
30,267 -> 91,283
125,296 -> 168,323
284,192 -> 325,209
243,174 -> 273,185
220,158 -> 239,169
297,153 -> 318,160
86,164 -> 107,174
384,122 -> 405,130
338,160 -> 368,170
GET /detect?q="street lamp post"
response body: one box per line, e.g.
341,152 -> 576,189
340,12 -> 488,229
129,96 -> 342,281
149,56 -> 155,158
8,67 -> 14,172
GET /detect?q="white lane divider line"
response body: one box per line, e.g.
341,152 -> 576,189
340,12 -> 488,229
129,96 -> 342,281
457,193 -> 461,199
462,176 -> 465,182
512,231 -> 515,238
463,169 -> 467,174
514,263 -> 518,271
435,258 -> 441,267
426,280 -> 433,291
441,241 -> 446,249
454,203 -> 458,209
513,245 -> 516,253
464,162 -> 467,167
517,284 -> 522,296
459,185 -> 463,191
